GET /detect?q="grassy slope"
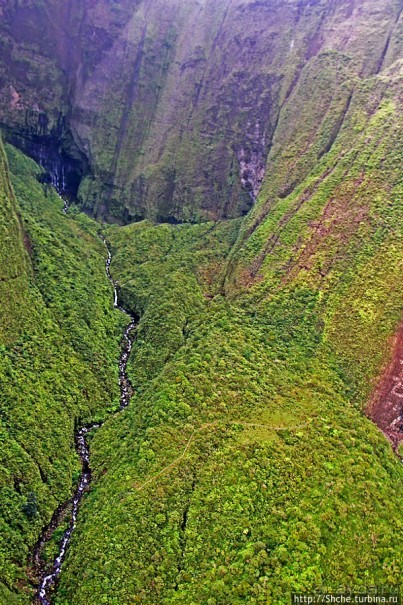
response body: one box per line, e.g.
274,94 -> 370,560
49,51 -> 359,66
54,60 -> 402,603
0,141 -> 124,603
226,58 -> 403,408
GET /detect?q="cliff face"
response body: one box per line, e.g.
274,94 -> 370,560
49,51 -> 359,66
0,0 -> 401,222
0,3 -> 402,602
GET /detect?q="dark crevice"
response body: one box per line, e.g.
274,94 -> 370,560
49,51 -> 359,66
182,319 -> 189,340
284,64 -> 303,103
174,478 -> 196,591
180,507 -> 189,534
36,464 -> 47,485
3,125 -> 89,200
0,274 -> 19,282
374,33 -> 392,75
373,9 -> 401,75
13,477 -> 22,494
318,92 -> 353,159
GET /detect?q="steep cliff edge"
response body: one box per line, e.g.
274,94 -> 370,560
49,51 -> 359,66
0,0 -> 401,222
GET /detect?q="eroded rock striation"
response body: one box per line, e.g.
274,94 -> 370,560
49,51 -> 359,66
0,0 -> 401,222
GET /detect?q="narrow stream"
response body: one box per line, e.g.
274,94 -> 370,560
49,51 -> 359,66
34,231 -> 137,604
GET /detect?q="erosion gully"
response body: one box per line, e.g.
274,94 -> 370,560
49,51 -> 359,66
33,219 -> 137,604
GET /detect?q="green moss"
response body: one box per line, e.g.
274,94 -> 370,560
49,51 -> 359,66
0,138 -> 29,344
49,45 -> 403,604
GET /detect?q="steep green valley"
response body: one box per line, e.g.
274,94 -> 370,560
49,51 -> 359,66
0,0 -> 402,604
0,140 -> 125,603
53,218 -> 402,603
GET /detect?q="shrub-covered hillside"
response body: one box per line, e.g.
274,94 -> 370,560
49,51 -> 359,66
0,140 -> 124,604
53,208 -> 402,604
50,46 -> 402,605
0,6 -> 401,604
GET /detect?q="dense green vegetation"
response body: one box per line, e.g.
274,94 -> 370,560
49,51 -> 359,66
0,139 -> 29,345
53,51 -> 402,605
0,140 -> 124,603
227,61 -> 403,408
54,218 -> 402,604
0,2 -> 401,603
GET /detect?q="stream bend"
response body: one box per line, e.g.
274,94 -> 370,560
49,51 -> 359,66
34,234 -> 137,604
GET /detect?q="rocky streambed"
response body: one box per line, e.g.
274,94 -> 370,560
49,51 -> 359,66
33,232 -> 137,604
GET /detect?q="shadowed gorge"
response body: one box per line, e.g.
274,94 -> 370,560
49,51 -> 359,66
1,0 -> 401,222
0,0 -> 402,604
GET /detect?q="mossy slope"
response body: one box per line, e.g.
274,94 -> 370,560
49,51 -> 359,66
0,140 -> 29,345
0,6 -> 401,603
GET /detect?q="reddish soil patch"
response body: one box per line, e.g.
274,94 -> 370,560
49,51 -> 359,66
23,231 -> 33,256
367,321 -> 403,451
280,171 -> 368,285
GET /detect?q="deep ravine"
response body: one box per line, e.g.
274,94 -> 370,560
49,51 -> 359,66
33,231 -> 137,605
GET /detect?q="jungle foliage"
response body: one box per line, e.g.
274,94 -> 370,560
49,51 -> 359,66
0,31 -> 402,605
0,140 -> 124,603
